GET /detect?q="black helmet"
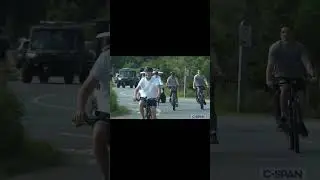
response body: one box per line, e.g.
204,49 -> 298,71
145,67 -> 153,72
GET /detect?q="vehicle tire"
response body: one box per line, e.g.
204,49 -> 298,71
117,83 -> 120,88
130,84 -> 133,88
64,73 -> 74,84
122,83 -> 125,88
21,63 -> 33,83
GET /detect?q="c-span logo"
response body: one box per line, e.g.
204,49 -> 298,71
260,168 -> 305,180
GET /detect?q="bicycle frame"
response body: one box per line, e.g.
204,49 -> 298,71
287,82 -> 301,153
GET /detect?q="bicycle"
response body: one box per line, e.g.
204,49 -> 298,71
196,86 -> 205,110
168,86 -> 178,111
139,97 -> 156,119
266,78 -> 312,153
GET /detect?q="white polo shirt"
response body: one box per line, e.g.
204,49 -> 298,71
90,49 -> 111,113
137,76 -> 160,99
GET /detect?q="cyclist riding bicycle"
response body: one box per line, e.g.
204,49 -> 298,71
133,67 -> 160,119
193,70 -> 209,105
166,72 -> 179,106
73,32 -> 110,180
266,25 -> 316,137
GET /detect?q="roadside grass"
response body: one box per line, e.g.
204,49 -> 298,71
110,87 -> 130,117
0,88 -> 64,178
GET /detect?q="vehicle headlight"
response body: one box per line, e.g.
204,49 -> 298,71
26,52 -> 37,58
118,78 -> 122,80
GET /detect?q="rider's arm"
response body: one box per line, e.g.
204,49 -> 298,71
301,45 -> 315,77
76,51 -> 109,112
166,77 -> 170,87
134,78 -> 143,98
266,44 -> 276,83
193,75 -> 196,88
204,77 -> 209,87
176,78 -> 179,86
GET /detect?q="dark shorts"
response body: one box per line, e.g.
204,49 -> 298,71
94,111 -> 110,124
141,98 -> 157,107
275,77 -> 306,92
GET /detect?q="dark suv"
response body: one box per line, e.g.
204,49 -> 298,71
19,22 -> 89,84
116,68 -> 139,88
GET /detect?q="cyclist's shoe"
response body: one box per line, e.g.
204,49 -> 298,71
210,132 -> 219,144
299,122 -> 309,137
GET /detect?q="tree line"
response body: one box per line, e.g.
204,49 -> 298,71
0,0 -> 109,39
112,56 -> 210,88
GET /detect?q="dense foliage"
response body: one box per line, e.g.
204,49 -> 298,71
211,0 -> 320,115
112,56 -> 210,88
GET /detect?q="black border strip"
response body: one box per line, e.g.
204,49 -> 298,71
110,119 -> 209,180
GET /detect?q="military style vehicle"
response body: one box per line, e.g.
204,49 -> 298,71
116,68 -> 139,88
19,21 -> 89,84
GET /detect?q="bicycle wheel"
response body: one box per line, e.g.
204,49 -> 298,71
199,91 -> 204,110
292,102 -> 300,153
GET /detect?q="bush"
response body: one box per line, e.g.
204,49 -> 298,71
0,87 -> 25,159
0,88 -> 62,177
110,88 -> 119,112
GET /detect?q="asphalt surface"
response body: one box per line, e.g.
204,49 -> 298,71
211,116 -> 320,180
6,78 -> 320,180
7,77 -> 102,180
114,87 -> 211,119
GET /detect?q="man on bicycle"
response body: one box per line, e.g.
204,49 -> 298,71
266,25 -> 316,137
166,72 -> 179,106
193,70 -> 209,105
133,67 -> 160,119
211,49 -> 223,144
73,32 -> 110,180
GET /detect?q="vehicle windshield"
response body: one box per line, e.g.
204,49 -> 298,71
119,70 -> 136,77
30,29 -> 81,50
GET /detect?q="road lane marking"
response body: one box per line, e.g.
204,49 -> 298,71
32,94 -> 75,111
59,132 -> 91,139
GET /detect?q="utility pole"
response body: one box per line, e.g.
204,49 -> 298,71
237,19 -> 252,112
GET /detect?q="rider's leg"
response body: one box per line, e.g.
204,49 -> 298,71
202,87 -> 207,105
139,100 -> 145,119
274,89 -> 281,124
92,121 -> 110,180
150,99 -> 157,119
169,88 -> 173,102
280,84 -> 290,121
297,86 -> 309,137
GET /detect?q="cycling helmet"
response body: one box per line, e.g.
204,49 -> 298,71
145,67 -> 153,72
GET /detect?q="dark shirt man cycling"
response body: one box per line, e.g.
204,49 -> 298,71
266,25 -> 316,137
166,72 -> 179,105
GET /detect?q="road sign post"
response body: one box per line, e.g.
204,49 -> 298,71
237,20 -> 252,112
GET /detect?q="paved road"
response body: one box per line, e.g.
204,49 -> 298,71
211,116 -> 320,180
114,87 -> 210,119
7,78 -> 102,180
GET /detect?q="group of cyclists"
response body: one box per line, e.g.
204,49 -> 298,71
133,67 -> 210,119
70,23 -> 317,179
211,24 -> 317,144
